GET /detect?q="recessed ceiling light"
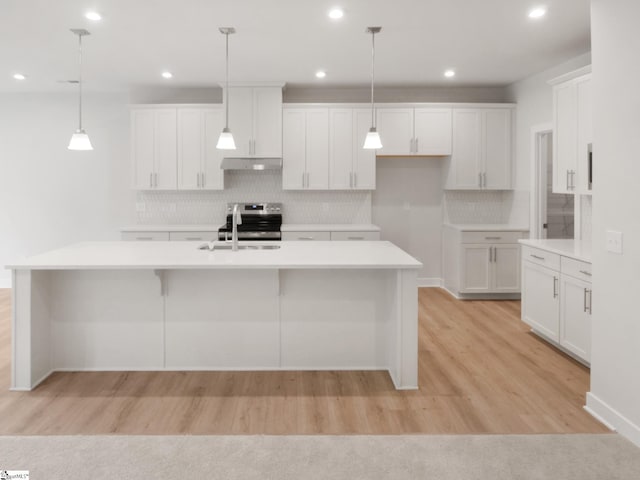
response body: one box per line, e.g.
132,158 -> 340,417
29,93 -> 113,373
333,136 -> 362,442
161,71 -> 173,79
316,70 -> 327,79
85,11 -> 102,21
328,8 -> 344,20
444,70 -> 456,78
528,7 -> 547,19
13,73 -> 26,80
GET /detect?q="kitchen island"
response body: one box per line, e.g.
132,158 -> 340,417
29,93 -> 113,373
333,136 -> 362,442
7,241 -> 422,391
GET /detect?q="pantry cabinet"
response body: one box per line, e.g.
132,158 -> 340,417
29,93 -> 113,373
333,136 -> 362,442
520,244 -> 592,363
131,108 -> 178,190
376,107 -> 452,156
445,107 -> 513,190
328,108 -> 376,190
282,108 -> 329,190
177,108 -> 224,190
551,69 -> 592,195
224,86 -> 283,158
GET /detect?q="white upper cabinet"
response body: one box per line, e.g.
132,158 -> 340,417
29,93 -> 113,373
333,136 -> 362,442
282,108 -> 329,190
376,107 -> 452,156
551,69 -> 592,195
225,86 -> 283,158
131,108 -> 177,190
445,107 -> 513,190
177,108 -> 224,191
329,108 -> 376,190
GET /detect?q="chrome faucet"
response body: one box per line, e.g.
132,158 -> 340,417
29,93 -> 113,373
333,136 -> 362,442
231,203 -> 242,251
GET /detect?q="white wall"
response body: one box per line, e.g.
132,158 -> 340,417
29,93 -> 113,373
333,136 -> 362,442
505,52 -> 592,228
0,92 -> 134,287
586,0 -> 640,447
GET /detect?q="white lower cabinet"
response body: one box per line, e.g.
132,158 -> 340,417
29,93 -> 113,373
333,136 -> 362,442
168,231 -> 218,242
521,245 -> 592,363
282,230 -> 380,241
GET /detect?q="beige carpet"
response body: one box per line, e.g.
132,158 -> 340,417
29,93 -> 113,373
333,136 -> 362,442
1,434 -> 639,479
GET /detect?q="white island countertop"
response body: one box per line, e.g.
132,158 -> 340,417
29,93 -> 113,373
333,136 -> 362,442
519,239 -> 592,263
7,241 -> 421,270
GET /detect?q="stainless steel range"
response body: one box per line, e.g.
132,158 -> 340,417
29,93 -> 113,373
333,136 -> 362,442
218,202 -> 282,241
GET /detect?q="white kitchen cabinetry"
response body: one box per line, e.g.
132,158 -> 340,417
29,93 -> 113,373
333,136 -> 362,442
376,107 -> 452,156
443,227 -> 526,297
551,68 -> 592,195
282,108 -> 329,190
131,108 -> 178,190
520,244 -> 592,363
329,108 -> 376,190
177,108 -> 224,190
283,230 -> 380,241
225,86 -> 283,158
445,107 -> 513,190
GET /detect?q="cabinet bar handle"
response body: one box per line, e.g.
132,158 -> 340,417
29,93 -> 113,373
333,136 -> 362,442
298,237 -> 314,240
494,246 -> 497,262
185,237 -> 202,241
530,254 -> 545,260
553,276 -> 558,298
479,173 -> 482,188
136,237 -> 153,241
348,236 -> 365,240
579,270 -> 592,277
489,247 -> 493,262
583,288 -> 589,313
588,289 -> 593,314
485,236 -> 502,240
566,170 -> 570,190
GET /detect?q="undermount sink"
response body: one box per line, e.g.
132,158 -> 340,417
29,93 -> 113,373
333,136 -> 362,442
199,243 -> 281,251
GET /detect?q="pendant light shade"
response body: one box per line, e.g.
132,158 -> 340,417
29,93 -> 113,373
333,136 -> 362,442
217,27 -> 237,150
364,26 -> 382,150
68,29 -> 93,151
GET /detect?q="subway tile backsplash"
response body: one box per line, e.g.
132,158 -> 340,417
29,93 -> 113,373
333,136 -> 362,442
444,190 -> 511,224
136,171 -> 372,225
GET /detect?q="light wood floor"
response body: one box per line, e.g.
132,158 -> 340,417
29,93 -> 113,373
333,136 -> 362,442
0,287 -> 608,435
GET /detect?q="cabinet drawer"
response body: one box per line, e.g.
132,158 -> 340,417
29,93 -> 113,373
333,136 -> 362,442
121,231 -> 170,241
282,231 -> 331,241
561,256 -> 592,282
460,231 -> 524,244
522,246 -> 561,270
169,231 -> 218,241
330,231 -> 380,241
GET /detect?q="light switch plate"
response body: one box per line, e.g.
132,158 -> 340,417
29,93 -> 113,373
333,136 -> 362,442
606,230 -> 623,254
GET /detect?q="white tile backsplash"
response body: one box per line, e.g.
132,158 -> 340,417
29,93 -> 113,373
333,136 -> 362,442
136,171 -> 371,225
444,190 -> 510,224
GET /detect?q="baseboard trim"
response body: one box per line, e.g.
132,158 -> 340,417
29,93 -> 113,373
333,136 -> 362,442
418,278 -> 442,288
586,392 -> 640,447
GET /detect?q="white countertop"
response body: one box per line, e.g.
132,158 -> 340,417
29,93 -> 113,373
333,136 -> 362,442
519,239 -> 592,263
121,224 -> 381,232
7,241 -> 421,270
444,223 -> 530,232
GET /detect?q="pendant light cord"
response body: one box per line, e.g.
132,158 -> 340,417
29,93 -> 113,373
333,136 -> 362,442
370,30 -> 376,129
225,31 -> 229,130
78,33 -> 83,131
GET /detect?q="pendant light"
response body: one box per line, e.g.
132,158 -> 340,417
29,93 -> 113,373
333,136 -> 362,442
363,26 -> 382,150
217,27 -> 236,150
68,29 -> 93,151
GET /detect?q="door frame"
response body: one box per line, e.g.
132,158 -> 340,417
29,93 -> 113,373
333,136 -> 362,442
530,123 -> 553,239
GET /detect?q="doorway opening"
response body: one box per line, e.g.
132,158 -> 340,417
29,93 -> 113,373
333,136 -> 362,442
531,126 -> 575,239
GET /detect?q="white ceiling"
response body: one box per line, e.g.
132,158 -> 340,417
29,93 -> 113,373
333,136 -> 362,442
0,0 -> 591,92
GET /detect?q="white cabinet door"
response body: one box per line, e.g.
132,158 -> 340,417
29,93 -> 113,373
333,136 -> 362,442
575,76 -> 592,195
329,108 -> 353,190
460,245 -> 491,292
131,109 -> 155,189
560,275 -> 591,361
493,244 -> 520,292
177,109 -> 203,190
448,109 -> 482,189
353,109 -> 376,189
483,109 -> 512,189
253,87 -> 282,157
282,109 -> 306,189
202,109 -> 225,190
376,108 -> 413,155
553,82 -> 577,194
153,109 -> 178,190
305,109 -> 329,189
414,108 -> 452,155
521,262 -> 560,341
226,87 -> 253,157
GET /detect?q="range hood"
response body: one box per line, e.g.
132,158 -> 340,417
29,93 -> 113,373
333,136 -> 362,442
221,157 -> 282,171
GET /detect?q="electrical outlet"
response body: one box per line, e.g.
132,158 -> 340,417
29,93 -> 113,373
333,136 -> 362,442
135,202 -> 146,213
606,230 -> 623,254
